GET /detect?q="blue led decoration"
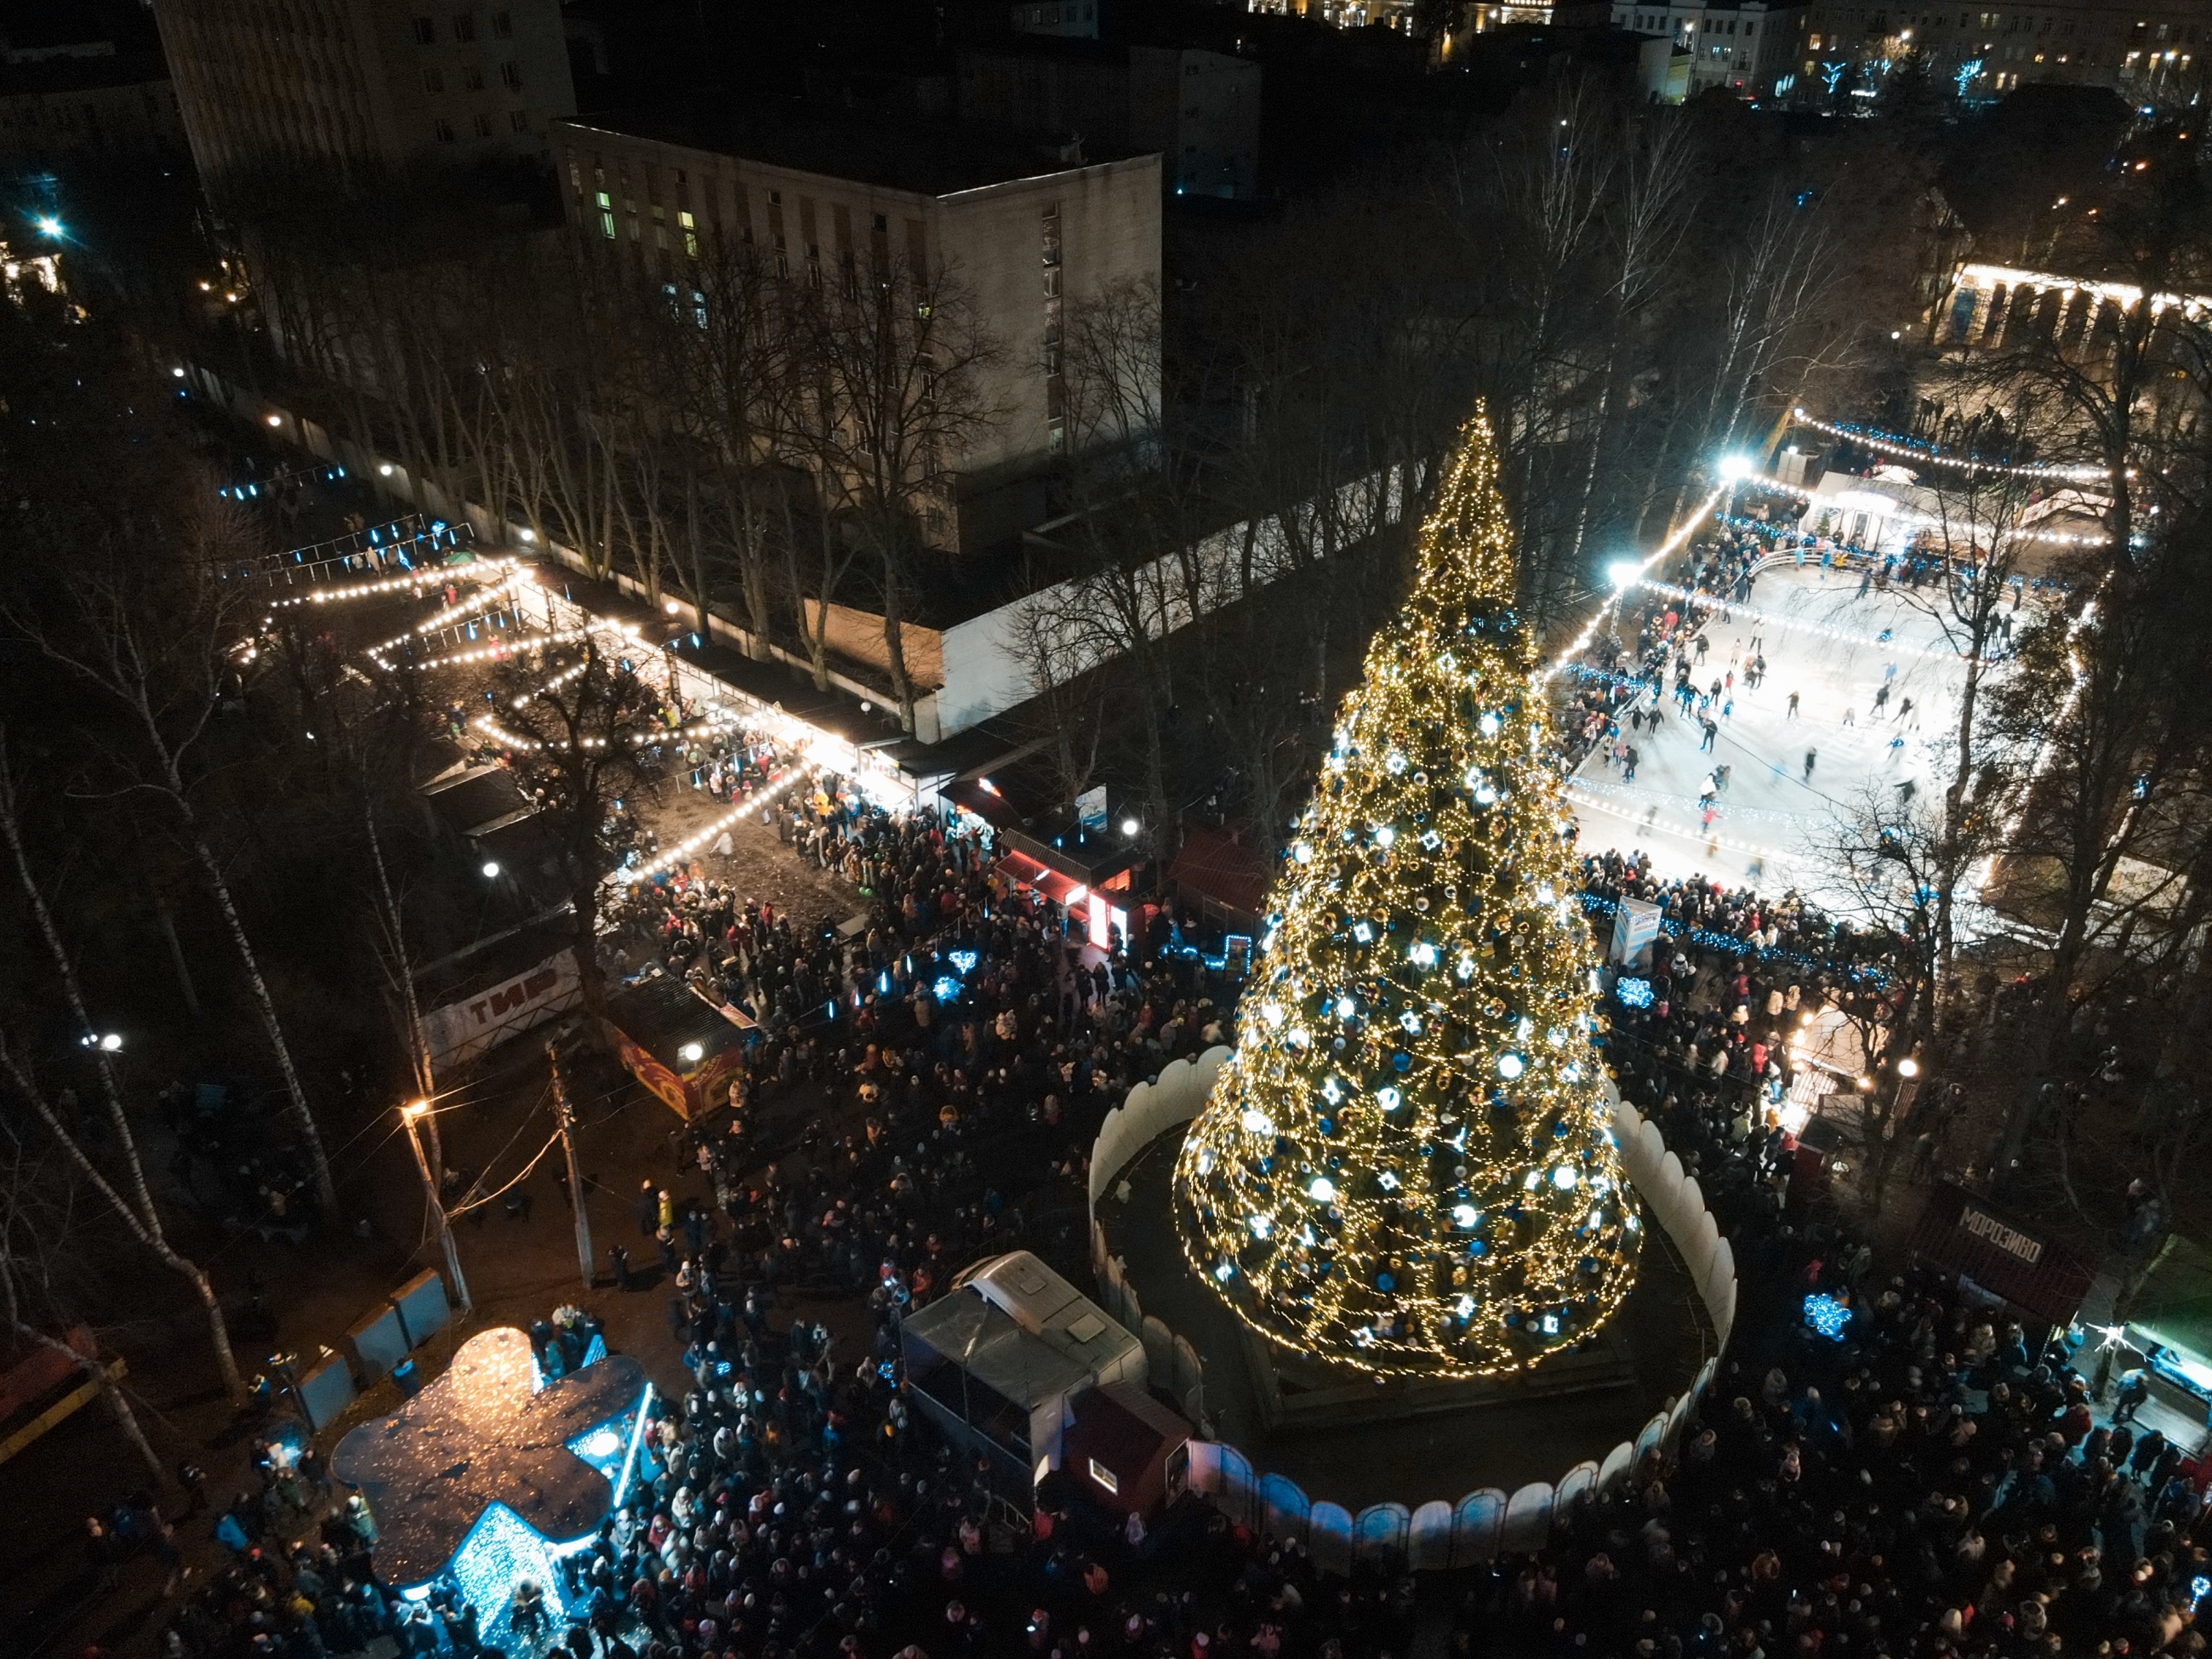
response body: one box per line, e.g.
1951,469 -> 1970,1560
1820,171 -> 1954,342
1804,1292 -> 1852,1341
445,1502 -> 569,1628
948,949 -> 978,976
932,975 -> 961,1003
1616,977 -> 1654,1009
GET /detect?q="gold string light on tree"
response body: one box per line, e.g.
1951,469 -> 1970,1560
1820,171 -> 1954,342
1172,411 -> 1639,1378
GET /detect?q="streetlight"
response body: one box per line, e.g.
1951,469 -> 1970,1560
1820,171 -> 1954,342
1606,559 -> 1642,591
1120,817 -> 1141,837
1896,1057 -> 1919,1077
34,215 -> 62,239
1717,453 -> 1754,482
481,860 -> 501,879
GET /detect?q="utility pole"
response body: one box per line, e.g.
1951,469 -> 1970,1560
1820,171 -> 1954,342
400,1102 -> 470,1312
548,1041 -> 594,1290
409,1091 -> 443,1191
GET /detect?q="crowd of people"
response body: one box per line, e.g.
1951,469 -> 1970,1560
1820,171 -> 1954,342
140,605 -> 2209,1659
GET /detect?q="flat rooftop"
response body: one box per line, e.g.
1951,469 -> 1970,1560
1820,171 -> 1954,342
556,99 -> 1151,197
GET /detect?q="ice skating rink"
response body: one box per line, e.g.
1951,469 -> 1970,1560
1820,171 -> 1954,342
1561,566 -> 2027,906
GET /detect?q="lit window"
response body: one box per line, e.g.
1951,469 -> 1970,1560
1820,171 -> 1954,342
1087,1457 -> 1118,1493
679,209 -> 698,257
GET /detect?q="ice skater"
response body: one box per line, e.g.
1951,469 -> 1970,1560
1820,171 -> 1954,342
1804,749 -> 1817,783
1786,690 -> 1800,719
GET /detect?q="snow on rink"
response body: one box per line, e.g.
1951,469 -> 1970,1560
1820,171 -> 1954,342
1560,565 -> 2022,908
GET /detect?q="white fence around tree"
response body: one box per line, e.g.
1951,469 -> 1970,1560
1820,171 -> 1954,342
1085,1048 -> 1737,1573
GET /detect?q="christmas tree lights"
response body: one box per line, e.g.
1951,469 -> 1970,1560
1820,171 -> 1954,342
1172,412 -> 1639,1378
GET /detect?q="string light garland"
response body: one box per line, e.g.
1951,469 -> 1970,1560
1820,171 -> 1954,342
1172,413 -> 1639,1380
1634,579 -> 1959,659
1739,471 -> 2110,547
619,766 -> 816,883
1536,490 -> 1726,689
267,556 -> 519,609
1790,408 -> 2112,483
1560,784 -> 1793,872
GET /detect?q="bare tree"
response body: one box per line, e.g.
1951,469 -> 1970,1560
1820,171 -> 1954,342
799,256 -> 1006,732
6,522 -> 337,1215
0,1129 -> 166,1482
478,630 -> 664,1016
0,735 -> 245,1404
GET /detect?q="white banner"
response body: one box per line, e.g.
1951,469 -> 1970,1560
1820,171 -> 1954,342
1609,898 -> 1662,968
422,947 -> 580,1073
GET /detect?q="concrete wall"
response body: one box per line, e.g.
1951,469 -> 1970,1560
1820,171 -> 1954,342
926,462 -> 1406,738
1085,1055 -> 1738,1571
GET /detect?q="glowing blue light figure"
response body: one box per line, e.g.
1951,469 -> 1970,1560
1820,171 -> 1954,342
1953,58 -> 1983,94
1804,1292 -> 1853,1340
1821,60 -> 1848,95
1616,977 -> 1654,1009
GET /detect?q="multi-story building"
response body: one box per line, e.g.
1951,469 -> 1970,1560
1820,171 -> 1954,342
1013,0 -> 1106,37
957,37 -> 1262,199
1784,0 -> 2209,102
1608,0 -> 1797,94
0,10 -> 185,168
149,0 -> 575,191
550,107 -> 1162,552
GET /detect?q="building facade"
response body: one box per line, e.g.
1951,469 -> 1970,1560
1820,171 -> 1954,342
1784,0 -> 2209,102
150,0 -> 575,189
0,28 -> 184,167
550,111 -> 1162,552
1013,0 -> 1105,36
1608,0 -> 1796,94
957,39 -> 1261,198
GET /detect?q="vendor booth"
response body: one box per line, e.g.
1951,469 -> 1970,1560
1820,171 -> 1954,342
900,1251 -> 1168,1512
1905,1182 -> 2093,1337
601,972 -> 755,1120
1061,1381 -> 1194,1519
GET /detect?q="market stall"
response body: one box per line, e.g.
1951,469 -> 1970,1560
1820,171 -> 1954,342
600,972 -> 755,1120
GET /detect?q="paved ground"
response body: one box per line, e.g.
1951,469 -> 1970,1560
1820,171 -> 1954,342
1564,567 -> 2034,908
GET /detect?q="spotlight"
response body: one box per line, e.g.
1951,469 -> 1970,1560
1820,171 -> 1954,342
1717,454 -> 1753,482
678,1042 -> 704,1063
481,861 -> 500,878
1896,1057 -> 1919,1077
1120,818 -> 1141,837
35,215 -> 62,238
1606,560 -> 1641,590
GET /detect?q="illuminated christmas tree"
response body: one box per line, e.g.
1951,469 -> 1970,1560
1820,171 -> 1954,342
1171,413 -> 1639,1379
